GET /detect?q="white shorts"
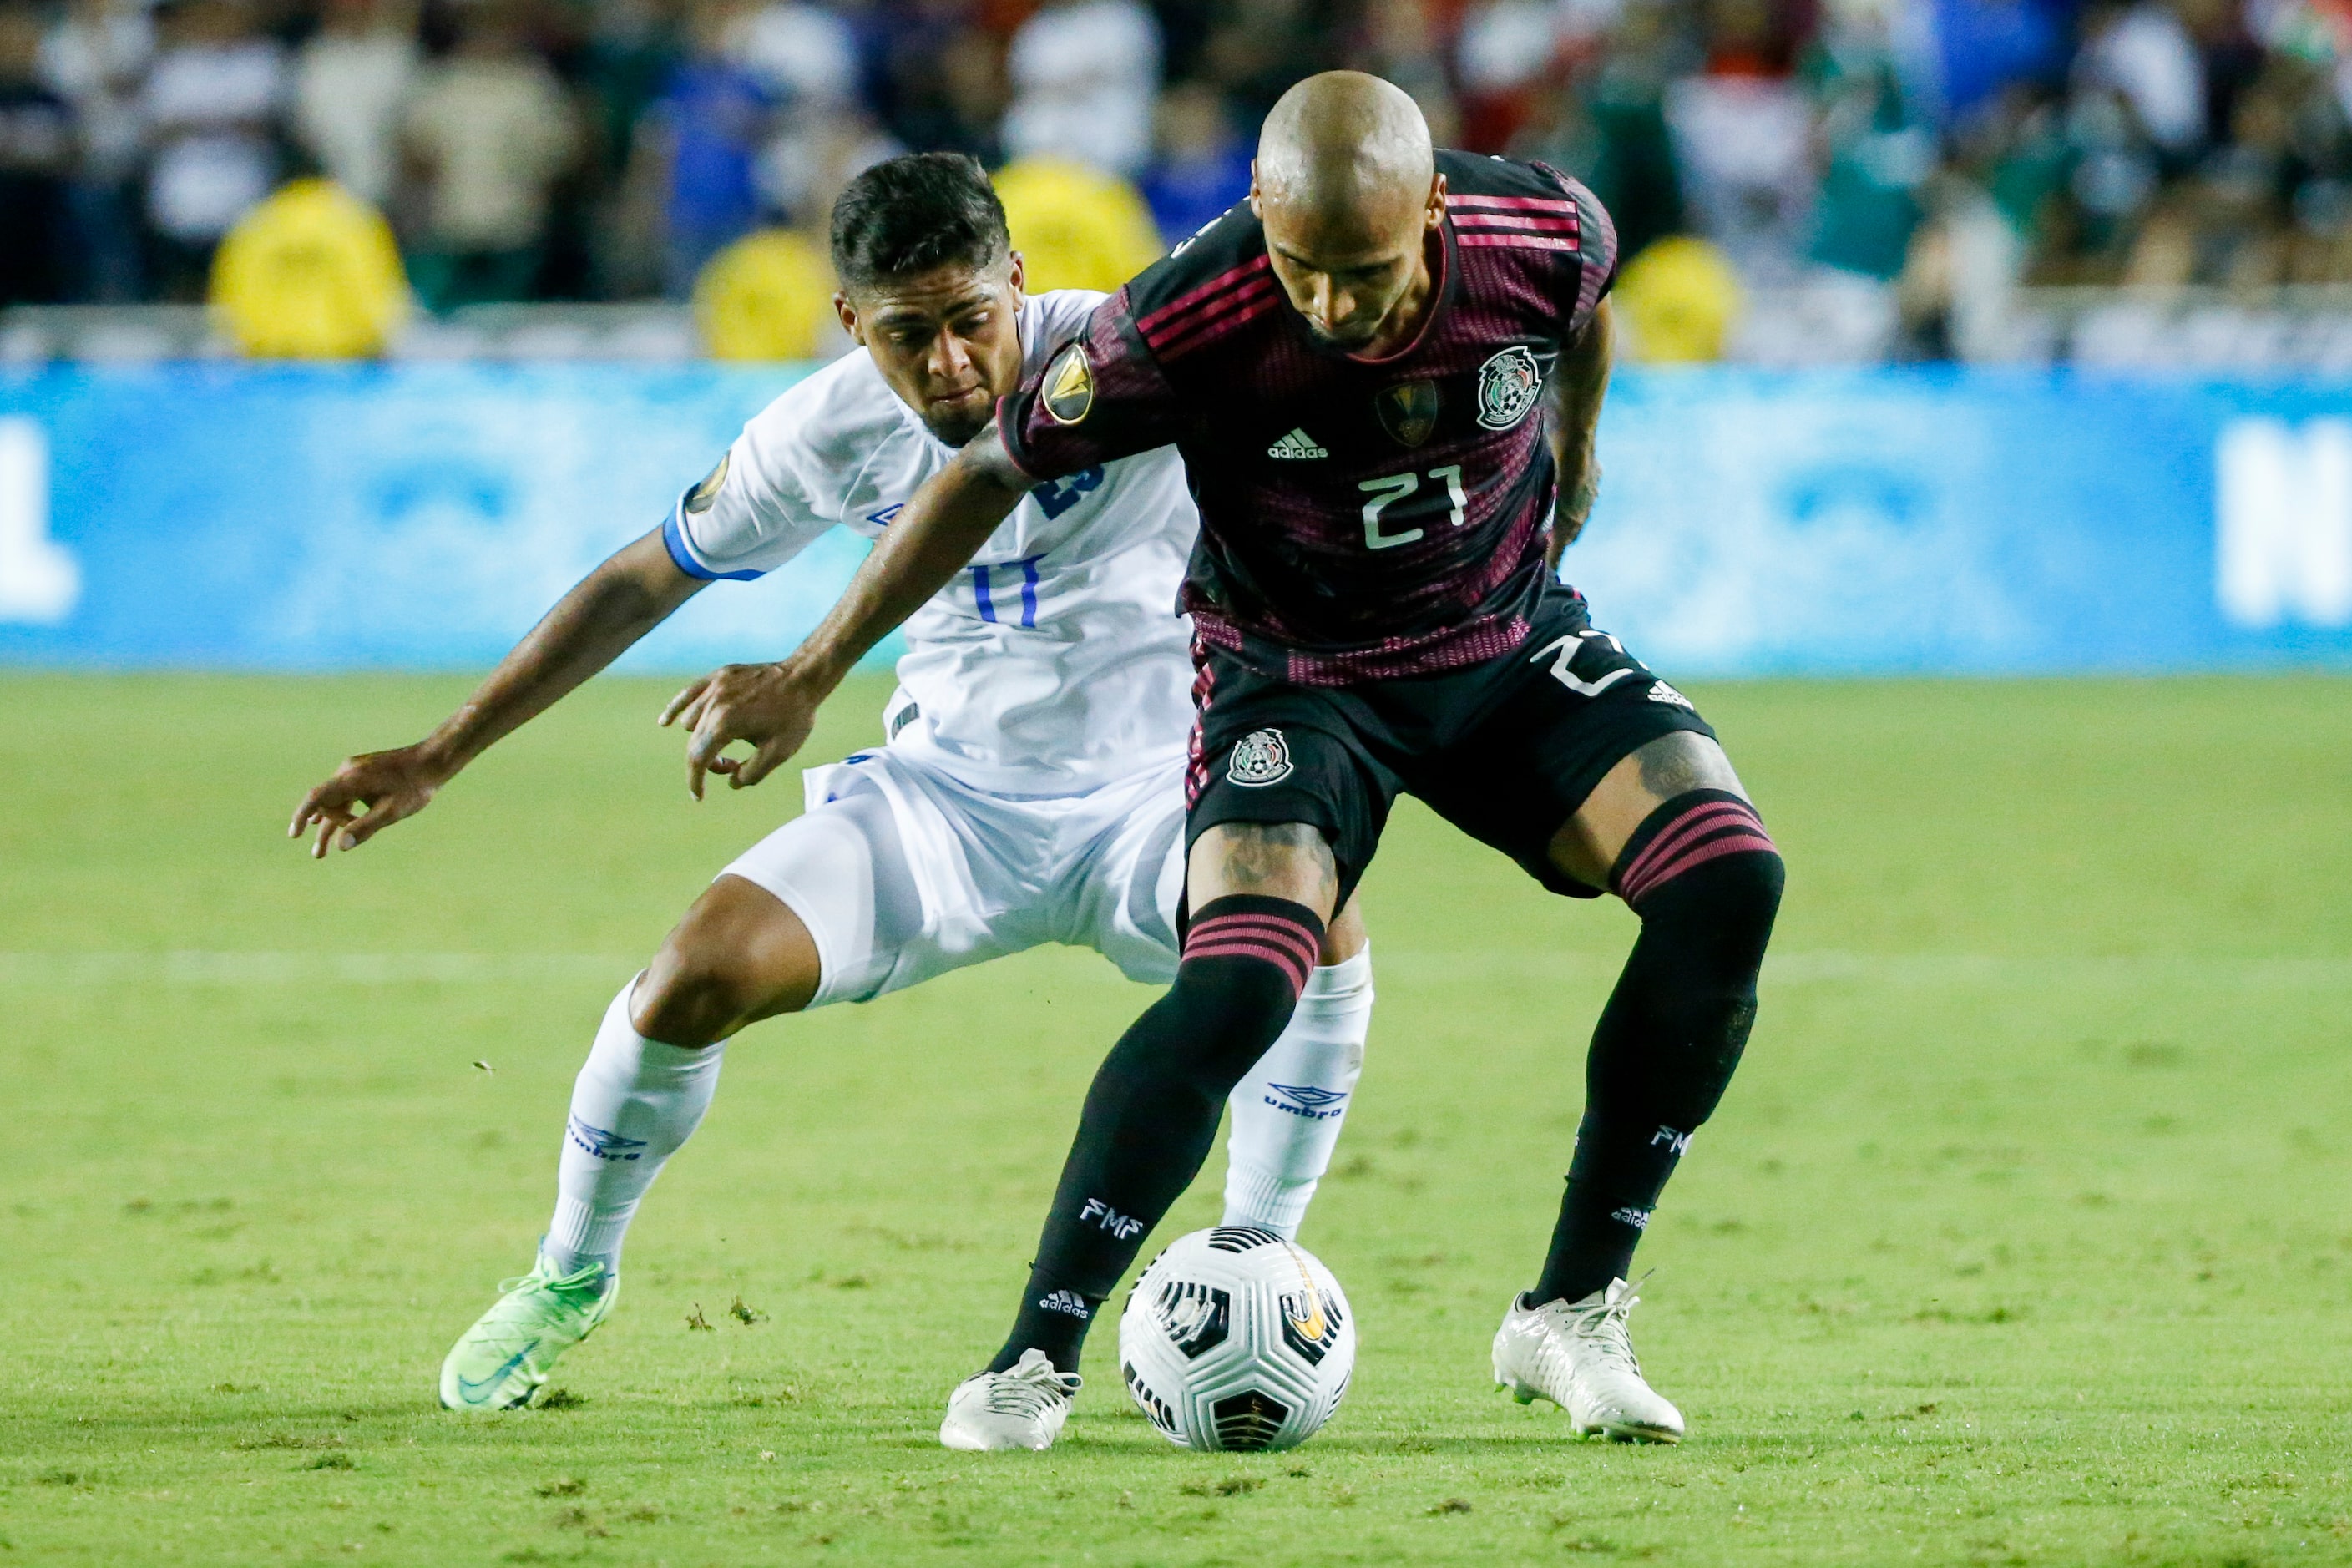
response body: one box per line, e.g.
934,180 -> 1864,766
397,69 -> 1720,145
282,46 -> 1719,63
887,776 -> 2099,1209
719,747 -> 1187,1009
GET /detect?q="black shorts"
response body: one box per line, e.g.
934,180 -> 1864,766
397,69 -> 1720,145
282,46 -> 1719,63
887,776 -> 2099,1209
1186,587 -> 1716,906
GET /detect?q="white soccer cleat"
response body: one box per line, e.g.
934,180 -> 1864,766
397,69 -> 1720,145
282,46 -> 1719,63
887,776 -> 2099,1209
938,1349 -> 1082,1451
1491,1277 -> 1685,1444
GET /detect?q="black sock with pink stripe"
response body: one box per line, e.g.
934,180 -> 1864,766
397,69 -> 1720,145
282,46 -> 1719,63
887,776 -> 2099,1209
990,894 -> 1324,1374
1611,788 -> 1781,906
1531,792 -> 1783,1308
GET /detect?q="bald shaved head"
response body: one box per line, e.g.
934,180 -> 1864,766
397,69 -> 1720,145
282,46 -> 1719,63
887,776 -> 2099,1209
1257,71 -> 1434,226
1252,72 -> 1446,352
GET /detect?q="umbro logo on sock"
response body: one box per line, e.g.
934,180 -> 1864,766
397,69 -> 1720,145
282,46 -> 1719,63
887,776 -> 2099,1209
567,1115 -> 648,1161
1264,1082 -> 1349,1120
1267,427 -> 1328,459
1037,1289 -> 1091,1319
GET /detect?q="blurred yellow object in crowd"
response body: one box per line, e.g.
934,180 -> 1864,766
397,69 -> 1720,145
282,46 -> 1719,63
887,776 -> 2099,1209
994,158 -> 1164,294
210,180 -> 410,360
695,230 -> 839,362
1612,235 -> 1744,363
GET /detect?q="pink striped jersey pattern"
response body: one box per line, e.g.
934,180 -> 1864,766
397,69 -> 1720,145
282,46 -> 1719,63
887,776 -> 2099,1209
1136,255 -> 1278,363
1449,192 -> 1583,255
1181,906 -> 1321,995
1615,799 -> 1777,908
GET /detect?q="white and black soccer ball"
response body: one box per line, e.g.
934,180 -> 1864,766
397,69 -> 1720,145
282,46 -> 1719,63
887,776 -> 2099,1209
1116,1226 -> 1355,1453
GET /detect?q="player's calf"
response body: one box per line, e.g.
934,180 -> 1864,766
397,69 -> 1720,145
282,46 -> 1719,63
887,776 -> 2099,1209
442,879 -> 815,1409
539,982 -> 728,1281
441,971 -> 722,1407
1533,789 -> 1783,1309
1220,939 -> 1373,1238
1500,790 -> 1779,1443
982,893 -> 1327,1383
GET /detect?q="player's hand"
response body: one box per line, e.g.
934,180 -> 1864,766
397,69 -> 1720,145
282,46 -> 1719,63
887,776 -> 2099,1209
288,744 -> 451,859
658,662 -> 820,800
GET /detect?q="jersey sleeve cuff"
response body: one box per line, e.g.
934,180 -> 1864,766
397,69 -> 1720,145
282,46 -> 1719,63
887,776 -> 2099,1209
662,509 -> 765,582
994,397 -> 1047,483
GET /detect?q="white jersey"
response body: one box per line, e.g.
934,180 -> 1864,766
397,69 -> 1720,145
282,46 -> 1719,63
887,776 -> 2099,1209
663,290 -> 1197,795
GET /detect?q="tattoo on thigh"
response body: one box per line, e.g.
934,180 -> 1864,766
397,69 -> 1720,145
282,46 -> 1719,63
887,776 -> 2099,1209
1214,822 -> 1337,904
1633,734 -> 1735,802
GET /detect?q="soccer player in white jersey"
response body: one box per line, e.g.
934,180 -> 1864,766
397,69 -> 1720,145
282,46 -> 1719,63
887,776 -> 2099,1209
288,154 -> 1375,1435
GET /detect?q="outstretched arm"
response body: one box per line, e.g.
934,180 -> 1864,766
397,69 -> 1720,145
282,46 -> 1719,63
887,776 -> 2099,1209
1547,296 -> 1614,570
657,427 -> 1030,797
289,525 -> 705,856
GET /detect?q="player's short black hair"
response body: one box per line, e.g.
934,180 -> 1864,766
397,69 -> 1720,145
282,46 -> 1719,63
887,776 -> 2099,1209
830,153 -> 1011,294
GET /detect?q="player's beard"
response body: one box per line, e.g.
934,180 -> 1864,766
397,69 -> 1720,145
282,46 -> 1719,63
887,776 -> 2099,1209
1304,317 -> 1381,352
923,403 -> 994,448
920,380 -> 999,447
1295,298 -> 1394,352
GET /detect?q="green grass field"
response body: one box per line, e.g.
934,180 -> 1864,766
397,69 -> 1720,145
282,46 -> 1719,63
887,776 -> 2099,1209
3,670 -> 2349,1567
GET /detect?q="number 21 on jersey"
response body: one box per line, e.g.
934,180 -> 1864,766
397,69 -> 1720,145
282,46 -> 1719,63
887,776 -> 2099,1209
1358,466 -> 1467,550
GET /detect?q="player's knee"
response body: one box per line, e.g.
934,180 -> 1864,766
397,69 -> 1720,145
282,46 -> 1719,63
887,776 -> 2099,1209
633,925 -> 800,1046
634,877 -> 822,1044
1613,791 -> 1783,941
1668,840 -> 1784,938
1169,955 -> 1301,1064
629,951 -> 751,1047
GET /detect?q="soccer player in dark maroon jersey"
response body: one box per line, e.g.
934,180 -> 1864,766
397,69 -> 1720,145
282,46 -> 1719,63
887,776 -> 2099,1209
683,72 -> 1783,1449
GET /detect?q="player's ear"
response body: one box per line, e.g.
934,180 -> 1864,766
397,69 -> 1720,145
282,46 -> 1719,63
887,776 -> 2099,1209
1004,250 -> 1026,305
833,291 -> 865,346
1248,159 -> 1262,218
1425,172 -> 1447,230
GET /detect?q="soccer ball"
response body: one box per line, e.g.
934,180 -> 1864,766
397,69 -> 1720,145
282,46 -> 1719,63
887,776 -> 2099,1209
1116,1226 -> 1355,1452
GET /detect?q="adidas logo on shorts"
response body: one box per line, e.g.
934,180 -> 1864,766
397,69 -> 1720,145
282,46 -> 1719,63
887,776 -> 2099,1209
1267,427 -> 1328,460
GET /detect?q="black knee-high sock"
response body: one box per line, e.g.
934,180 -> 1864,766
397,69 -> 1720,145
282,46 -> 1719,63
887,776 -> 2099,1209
1533,792 -> 1783,1306
991,895 -> 1323,1374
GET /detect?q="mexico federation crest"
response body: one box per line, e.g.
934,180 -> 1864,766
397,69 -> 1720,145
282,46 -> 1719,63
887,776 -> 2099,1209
1373,379 -> 1441,447
1227,728 -> 1293,787
684,451 -> 730,514
1042,341 -> 1095,425
1475,345 -> 1544,431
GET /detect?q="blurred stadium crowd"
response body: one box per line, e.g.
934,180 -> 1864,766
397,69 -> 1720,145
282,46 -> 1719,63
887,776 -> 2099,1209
8,0 -> 2352,358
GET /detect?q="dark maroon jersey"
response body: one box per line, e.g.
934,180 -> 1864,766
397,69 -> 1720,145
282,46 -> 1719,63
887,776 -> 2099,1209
998,149 -> 1617,685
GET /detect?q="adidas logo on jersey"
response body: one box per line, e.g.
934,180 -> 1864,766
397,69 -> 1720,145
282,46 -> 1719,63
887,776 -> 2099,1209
1267,428 -> 1328,460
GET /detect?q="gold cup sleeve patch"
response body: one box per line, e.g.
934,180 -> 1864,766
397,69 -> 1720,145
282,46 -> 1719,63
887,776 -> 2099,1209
684,450 -> 731,515
1041,342 -> 1095,426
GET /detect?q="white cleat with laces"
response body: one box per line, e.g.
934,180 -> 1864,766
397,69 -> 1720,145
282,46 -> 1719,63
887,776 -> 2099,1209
939,1349 -> 1083,1451
1491,1277 -> 1686,1444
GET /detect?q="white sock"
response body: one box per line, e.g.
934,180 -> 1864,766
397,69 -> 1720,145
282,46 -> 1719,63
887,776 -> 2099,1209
1221,944 -> 1375,1239
543,979 -> 726,1278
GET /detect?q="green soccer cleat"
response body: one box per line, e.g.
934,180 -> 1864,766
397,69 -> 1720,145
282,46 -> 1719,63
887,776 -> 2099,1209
438,1253 -> 616,1411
